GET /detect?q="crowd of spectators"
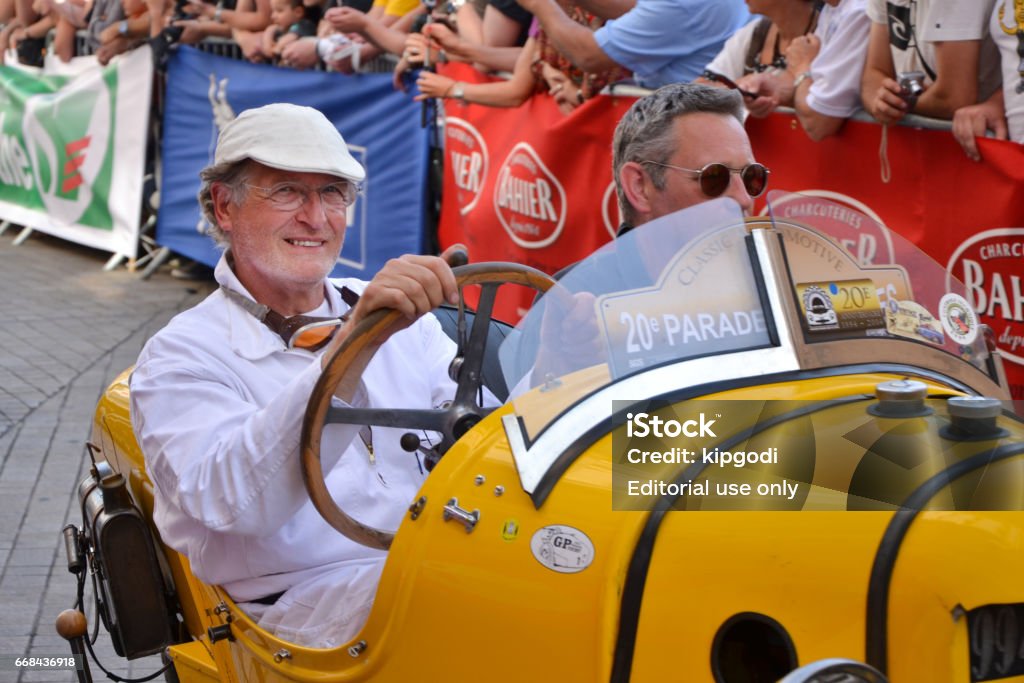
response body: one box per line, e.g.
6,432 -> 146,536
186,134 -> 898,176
0,0 -> 1019,155
398,0 -> 1019,155
398,0 -> 1019,154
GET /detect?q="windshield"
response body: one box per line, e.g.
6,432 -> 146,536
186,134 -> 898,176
498,198 -> 768,439
498,193 -> 995,448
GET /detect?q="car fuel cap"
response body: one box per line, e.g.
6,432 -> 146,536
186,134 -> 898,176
868,379 -> 932,418
941,396 -> 1008,441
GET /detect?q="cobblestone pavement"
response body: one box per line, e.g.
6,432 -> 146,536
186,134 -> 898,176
0,231 -> 215,682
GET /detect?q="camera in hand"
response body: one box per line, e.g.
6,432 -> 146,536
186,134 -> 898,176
150,0 -> 207,64
897,70 -> 925,109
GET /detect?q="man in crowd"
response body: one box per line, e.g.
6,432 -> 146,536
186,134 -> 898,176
861,0 -> 1000,124
512,0 -> 749,89
612,82 -> 766,229
526,83 -> 770,379
130,103 -> 467,648
951,0 -> 1024,161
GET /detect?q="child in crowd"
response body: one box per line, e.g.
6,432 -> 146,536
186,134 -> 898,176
258,0 -> 316,62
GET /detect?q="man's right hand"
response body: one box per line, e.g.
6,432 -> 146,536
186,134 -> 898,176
323,245 -> 465,368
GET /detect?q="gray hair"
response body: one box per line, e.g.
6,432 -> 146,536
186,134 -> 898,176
612,83 -> 744,226
197,159 -> 254,247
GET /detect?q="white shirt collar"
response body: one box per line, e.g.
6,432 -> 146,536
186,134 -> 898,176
214,253 -> 348,360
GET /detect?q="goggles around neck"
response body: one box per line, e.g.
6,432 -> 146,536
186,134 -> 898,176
220,285 -> 358,351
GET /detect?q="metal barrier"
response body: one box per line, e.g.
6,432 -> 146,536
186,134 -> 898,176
192,36 -> 399,71
72,30 -> 397,72
194,36 -> 243,60
73,30 -> 92,57
606,82 -> 954,133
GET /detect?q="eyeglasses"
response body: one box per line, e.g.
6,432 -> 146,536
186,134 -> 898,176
244,180 -> 359,212
641,160 -> 770,198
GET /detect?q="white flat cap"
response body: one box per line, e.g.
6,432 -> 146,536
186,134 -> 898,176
214,103 -> 366,183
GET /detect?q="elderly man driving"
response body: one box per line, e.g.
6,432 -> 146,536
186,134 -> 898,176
130,103 -> 467,648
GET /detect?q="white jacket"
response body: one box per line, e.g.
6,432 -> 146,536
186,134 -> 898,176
130,255 -> 460,647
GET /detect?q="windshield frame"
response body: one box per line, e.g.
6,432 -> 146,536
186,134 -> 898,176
500,199 -> 1010,507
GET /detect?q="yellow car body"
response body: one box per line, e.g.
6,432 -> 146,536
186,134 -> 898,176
77,196 -> 1024,682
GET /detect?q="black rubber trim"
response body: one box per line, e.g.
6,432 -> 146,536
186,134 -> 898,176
528,362 -> 978,508
520,235 -> 777,453
610,396 -> 870,683
518,338 -> 776,452
773,228 -> 811,343
745,233 -> 781,348
864,441 -> 1024,674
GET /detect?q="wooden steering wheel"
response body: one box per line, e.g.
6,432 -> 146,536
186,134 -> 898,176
300,262 -> 555,549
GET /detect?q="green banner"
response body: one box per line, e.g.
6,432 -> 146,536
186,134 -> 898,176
0,47 -> 151,258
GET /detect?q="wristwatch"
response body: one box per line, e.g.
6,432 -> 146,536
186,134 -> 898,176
450,82 -> 465,101
117,19 -> 129,35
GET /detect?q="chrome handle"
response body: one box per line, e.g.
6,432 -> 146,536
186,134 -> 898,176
442,497 -> 479,533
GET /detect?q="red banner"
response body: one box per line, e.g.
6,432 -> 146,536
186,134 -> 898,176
746,116 -> 1024,399
438,63 -> 636,320
437,62 -> 1024,398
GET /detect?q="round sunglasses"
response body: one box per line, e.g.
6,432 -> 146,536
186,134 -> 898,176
641,160 -> 770,198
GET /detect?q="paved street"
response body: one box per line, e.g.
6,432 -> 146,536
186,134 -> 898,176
0,230 -> 215,682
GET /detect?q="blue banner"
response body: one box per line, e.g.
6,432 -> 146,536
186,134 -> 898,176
157,46 -> 428,276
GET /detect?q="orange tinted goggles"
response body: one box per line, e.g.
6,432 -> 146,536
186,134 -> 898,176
272,315 -> 344,351
221,284 -> 353,352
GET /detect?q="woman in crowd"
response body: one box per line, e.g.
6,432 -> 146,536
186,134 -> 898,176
715,0 -> 870,141
700,0 -> 822,87
412,3 -> 628,114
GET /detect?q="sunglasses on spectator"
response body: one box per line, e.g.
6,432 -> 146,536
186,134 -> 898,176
244,180 -> 359,212
641,161 -> 770,198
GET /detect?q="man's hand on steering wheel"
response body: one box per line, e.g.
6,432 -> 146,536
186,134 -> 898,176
303,254 -> 555,548
323,244 -> 466,369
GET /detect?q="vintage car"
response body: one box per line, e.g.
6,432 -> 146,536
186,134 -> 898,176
57,194 -> 1024,682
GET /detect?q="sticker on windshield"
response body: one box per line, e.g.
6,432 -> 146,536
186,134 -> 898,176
939,293 -> 979,346
885,300 -> 944,345
796,280 -> 886,333
530,525 -> 594,574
